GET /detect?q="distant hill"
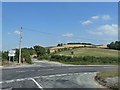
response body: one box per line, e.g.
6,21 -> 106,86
67,43 -> 93,45
49,43 -> 107,53
55,47 -> 118,57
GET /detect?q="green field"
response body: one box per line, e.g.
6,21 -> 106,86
55,48 -> 119,57
97,70 -> 119,78
97,70 -> 120,89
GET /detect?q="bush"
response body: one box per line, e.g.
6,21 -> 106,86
25,56 -> 33,64
49,55 -> 119,65
34,45 -> 46,57
38,55 -> 50,60
2,51 -> 8,60
21,49 -> 33,64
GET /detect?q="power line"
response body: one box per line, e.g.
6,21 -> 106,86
24,27 -> 59,36
23,27 -> 114,42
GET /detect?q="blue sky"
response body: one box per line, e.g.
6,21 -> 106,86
2,2 -> 118,50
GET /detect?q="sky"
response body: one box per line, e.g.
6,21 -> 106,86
2,2 -> 118,50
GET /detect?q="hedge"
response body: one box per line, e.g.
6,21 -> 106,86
49,55 -> 119,65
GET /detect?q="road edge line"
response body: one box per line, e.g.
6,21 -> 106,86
31,78 -> 43,90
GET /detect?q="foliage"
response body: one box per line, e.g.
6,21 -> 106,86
38,54 -> 50,60
34,45 -> 46,57
57,43 -> 63,46
49,55 -> 119,65
21,48 -> 33,64
46,49 -> 50,54
67,42 -> 93,45
0,51 -> 2,57
107,41 -> 120,50
2,51 -> 8,60
2,48 -> 33,64
14,48 -> 33,64
24,47 -> 36,55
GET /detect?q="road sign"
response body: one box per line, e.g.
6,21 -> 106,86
8,50 -> 16,56
8,53 -> 15,57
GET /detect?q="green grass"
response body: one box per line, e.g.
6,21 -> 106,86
56,48 -> 119,57
97,70 -> 119,78
0,61 -> 1,66
0,52 -> 2,66
97,70 -> 120,89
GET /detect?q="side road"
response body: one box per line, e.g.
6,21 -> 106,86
0,58 -> 118,69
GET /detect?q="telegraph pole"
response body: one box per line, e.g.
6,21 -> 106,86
19,27 -> 22,64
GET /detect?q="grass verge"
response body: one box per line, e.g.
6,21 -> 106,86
95,70 -> 120,90
97,70 -> 119,78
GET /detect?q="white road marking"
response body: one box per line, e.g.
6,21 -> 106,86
84,73 -> 87,74
6,80 -> 14,83
16,78 -> 31,81
68,68 -> 79,70
38,69 -> 54,71
31,78 -> 43,89
16,71 -> 26,73
0,72 -> 97,84
48,75 -> 56,77
16,70 -> 35,73
30,70 -> 35,71
0,73 -> 81,84
58,74 -> 68,76
0,78 -> 31,84
103,67 -> 116,68
88,73 -> 92,74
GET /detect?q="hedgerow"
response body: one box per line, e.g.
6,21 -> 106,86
49,55 -> 119,65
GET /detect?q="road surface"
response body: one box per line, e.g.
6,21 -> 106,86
1,59 -> 118,89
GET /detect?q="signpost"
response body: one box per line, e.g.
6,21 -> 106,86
8,50 -> 16,63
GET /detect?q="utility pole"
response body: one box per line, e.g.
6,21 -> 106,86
19,27 -> 22,64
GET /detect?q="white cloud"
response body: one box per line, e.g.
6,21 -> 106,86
8,32 -> 11,35
14,30 -> 20,35
81,14 -> 111,25
91,16 -> 99,20
62,33 -> 74,37
102,15 -> 111,20
89,24 -> 118,36
81,20 -> 92,25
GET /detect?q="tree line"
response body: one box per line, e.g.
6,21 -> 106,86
57,42 -> 93,47
2,45 -> 50,64
2,41 -> 120,65
107,41 -> 120,50
67,43 -> 93,45
2,47 -> 35,64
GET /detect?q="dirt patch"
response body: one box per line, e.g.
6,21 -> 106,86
95,75 -> 119,90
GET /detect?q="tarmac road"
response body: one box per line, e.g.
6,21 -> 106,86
1,59 -> 118,89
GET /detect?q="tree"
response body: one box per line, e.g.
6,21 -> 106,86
57,44 -> 61,46
2,51 -> 8,60
107,42 -> 114,49
25,47 -> 36,55
71,50 -> 74,55
107,41 -> 120,50
115,41 -> 120,50
57,43 -> 63,46
46,49 -> 50,54
14,48 -> 32,64
2,48 -> 33,64
34,45 -> 46,57
21,49 -> 32,64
